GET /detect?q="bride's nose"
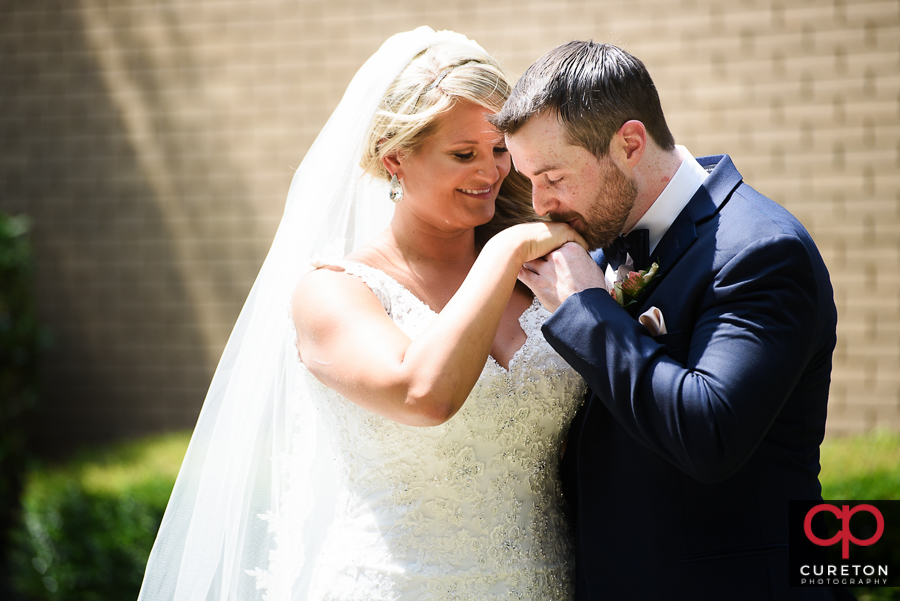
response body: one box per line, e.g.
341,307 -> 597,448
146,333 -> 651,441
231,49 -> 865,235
475,154 -> 501,182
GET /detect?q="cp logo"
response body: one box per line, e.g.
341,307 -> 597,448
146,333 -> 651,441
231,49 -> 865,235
803,504 -> 884,559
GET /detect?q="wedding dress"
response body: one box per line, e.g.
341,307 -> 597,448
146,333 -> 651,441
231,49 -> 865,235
252,262 -> 586,601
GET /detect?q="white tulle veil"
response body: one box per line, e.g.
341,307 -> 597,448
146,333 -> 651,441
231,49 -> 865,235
137,27 -> 488,601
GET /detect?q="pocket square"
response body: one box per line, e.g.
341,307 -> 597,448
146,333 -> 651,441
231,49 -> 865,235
638,306 -> 667,336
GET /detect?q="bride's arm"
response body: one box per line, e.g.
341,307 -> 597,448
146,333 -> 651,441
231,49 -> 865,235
292,222 -> 584,427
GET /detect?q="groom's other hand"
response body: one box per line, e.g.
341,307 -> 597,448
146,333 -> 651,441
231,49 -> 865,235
519,242 -> 606,312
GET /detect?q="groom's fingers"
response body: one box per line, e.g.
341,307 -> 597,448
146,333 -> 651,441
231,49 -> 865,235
517,264 -> 541,287
552,244 -> 609,293
521,257 -> 546,275
519,257 -> 565,313
521,255 -> 557,283
518,266 -> 534,284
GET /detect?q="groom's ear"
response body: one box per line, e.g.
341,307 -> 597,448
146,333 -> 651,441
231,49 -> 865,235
613,120 -> 647,168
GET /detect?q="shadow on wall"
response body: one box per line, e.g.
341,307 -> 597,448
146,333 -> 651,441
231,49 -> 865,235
0,0 -> 264,456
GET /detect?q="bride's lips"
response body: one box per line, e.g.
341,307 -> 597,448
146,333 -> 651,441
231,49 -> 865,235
457,185 -> 494,200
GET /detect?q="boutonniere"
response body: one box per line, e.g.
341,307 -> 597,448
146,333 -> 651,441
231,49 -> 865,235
611,262 -> 659,307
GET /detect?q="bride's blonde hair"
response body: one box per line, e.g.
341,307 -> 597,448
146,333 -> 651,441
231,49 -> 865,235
360,41 -> 539,244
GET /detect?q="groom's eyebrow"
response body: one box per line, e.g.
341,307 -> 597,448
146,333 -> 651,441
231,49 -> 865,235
531,164 -> 559,176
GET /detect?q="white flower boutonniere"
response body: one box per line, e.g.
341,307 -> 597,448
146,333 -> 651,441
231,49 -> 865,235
612,262 -> 659,307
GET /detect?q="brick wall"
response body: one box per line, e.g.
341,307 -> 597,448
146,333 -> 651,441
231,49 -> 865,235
1,0 -> 897,452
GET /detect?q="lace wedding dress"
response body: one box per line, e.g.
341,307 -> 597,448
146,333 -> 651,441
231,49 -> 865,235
252,262 -> 586,601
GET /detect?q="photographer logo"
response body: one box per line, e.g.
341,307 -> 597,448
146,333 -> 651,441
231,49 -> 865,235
803,503 -> 884,559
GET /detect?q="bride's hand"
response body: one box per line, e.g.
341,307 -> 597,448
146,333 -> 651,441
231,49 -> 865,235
491,221 -> 589,264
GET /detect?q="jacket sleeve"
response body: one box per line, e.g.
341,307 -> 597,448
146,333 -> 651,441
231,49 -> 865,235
542,234 -> 827,484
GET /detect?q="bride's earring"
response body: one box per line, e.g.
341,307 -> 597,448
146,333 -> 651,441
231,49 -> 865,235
389,173 -> 403,203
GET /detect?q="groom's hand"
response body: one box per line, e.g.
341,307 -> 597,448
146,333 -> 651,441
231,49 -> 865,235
519,242 -> 607,312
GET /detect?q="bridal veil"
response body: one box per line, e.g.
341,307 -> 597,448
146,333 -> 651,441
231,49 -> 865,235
137,28 -> 488,601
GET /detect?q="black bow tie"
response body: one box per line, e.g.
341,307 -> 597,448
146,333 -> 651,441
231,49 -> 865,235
603,229 -> 650,271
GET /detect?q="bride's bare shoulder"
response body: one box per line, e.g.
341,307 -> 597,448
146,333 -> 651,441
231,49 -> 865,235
294,265 -> 374,311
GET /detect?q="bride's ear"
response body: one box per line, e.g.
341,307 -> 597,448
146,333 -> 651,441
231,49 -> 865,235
382,153 -> 402,178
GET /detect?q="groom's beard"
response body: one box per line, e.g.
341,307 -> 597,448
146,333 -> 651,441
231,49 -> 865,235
549,158 -> 638,251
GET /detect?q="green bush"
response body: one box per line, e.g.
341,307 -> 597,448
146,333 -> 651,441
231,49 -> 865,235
0,211 -> 48,584
9,432 -> 190,601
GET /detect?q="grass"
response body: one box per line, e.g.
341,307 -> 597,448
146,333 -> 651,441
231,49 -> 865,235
820,429 -> 900,501
75,432 -> 190,496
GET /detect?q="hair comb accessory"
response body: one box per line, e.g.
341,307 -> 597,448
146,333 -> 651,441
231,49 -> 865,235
427,67 -> 453,91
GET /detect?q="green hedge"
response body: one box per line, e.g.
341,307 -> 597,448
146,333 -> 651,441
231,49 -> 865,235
0,211 -> 47,589
9,432 -> 189,601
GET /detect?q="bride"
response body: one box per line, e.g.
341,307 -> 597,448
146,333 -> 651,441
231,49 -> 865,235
139,28 -> 586,601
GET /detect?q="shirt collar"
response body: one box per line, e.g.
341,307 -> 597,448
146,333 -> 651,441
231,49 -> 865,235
630,145 -> 709,254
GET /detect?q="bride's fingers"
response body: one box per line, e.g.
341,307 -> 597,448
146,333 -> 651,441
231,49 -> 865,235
568,229 -> 589,252
559,240 -> 589,256
500,221 -> 588,262
542,221 -> 589,252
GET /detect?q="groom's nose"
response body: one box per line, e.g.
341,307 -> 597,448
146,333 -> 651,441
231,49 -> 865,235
531,183 -> 556,216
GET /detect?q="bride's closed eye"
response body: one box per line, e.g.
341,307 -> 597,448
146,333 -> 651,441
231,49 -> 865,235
452,146 -> 506,161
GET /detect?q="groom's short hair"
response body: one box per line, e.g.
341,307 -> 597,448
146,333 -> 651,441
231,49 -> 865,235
492,41 -> 675,157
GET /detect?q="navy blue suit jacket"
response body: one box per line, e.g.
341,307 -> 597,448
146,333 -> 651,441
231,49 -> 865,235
545,155 -> 840,600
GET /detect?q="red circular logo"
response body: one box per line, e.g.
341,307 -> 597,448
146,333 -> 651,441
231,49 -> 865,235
803,503 -> 884,559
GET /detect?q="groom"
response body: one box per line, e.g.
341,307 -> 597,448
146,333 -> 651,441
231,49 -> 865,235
495,42 -> 844,600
